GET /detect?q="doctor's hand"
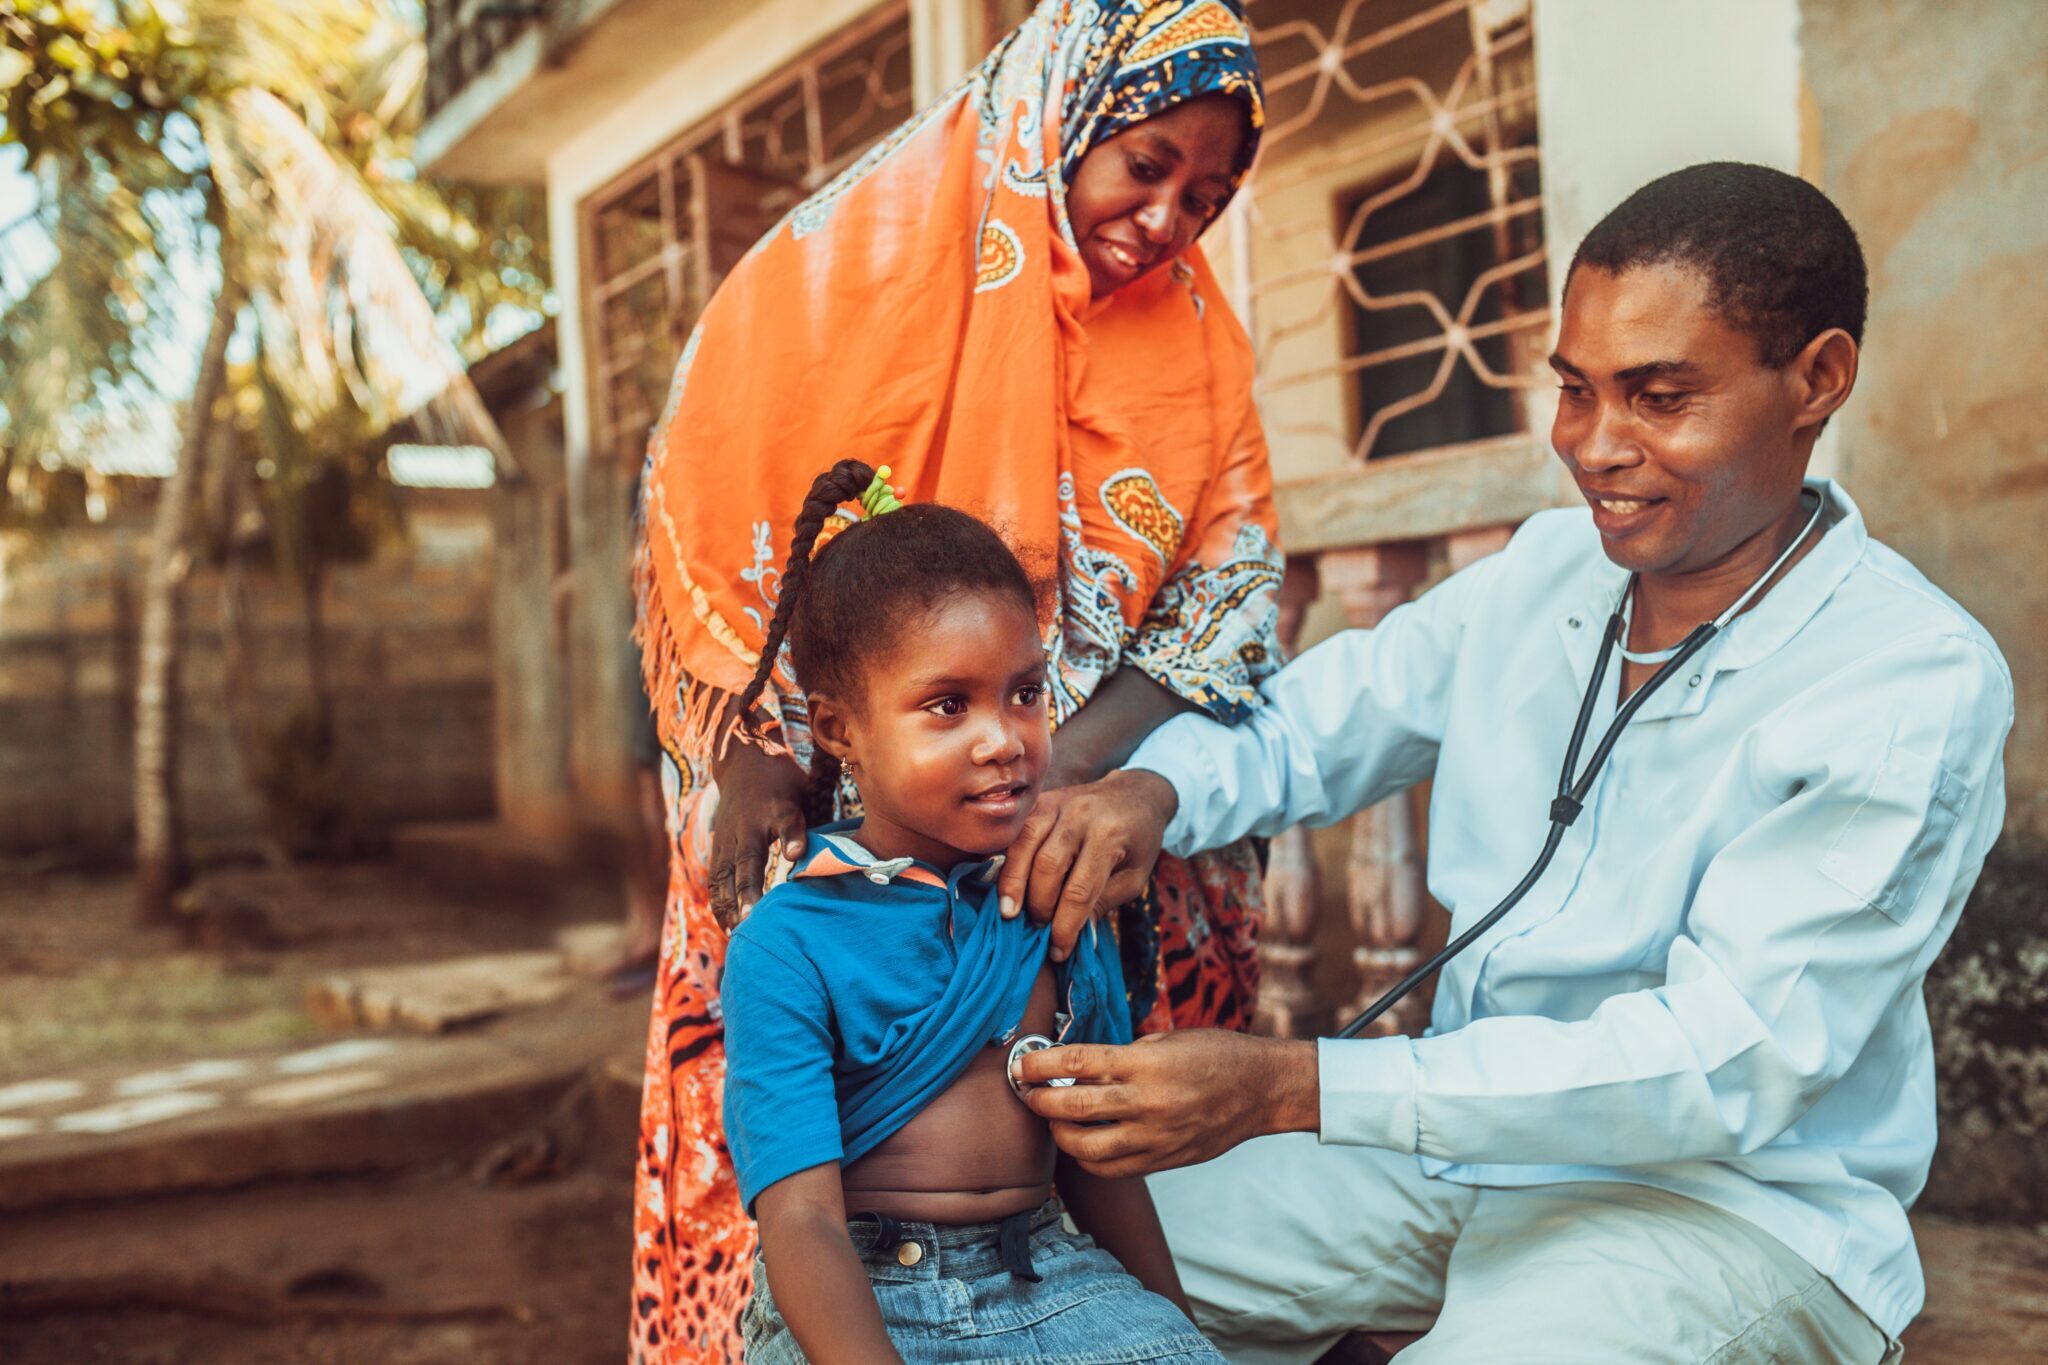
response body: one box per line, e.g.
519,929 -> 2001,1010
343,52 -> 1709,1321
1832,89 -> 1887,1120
1014,1030 -> 1320,1178
708,738 -> 810,929
997,769 -> 1178,962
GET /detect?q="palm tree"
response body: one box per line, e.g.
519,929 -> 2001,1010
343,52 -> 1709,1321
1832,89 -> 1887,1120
2,1 -> 543,922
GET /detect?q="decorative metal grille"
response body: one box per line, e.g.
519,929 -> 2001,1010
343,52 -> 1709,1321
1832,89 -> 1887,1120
1232,0 -> 1548,466
581,5 -> 914,465
424,0 -> 550,121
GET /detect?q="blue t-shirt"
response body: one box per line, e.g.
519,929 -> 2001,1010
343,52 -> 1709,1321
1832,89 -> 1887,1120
721,822 -> 1132,1213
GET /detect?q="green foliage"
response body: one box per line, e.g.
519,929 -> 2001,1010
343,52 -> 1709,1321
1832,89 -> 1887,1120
0,0 -> 549,510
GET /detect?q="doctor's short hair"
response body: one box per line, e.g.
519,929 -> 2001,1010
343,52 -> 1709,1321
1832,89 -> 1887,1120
1567,162 -> 1868,369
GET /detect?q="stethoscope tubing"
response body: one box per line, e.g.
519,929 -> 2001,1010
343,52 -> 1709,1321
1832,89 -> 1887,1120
1330,612 -> 1715,1038
1328,489 -> 1824,1041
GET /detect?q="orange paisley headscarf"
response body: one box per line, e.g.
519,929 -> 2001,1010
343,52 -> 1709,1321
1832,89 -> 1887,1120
638,0 -> 1270,760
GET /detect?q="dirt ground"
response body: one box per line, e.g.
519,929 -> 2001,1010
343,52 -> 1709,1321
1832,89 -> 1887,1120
3,856 -> 2043,1363
0,854 -> 618,1076
0,851 -> 646,1365
0,1162 -> 636,1364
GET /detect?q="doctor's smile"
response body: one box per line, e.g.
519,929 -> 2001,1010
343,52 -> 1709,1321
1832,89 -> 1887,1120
1579,489 -> 1668,537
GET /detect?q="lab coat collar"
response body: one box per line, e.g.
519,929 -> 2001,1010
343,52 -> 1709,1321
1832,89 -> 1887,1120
1709,479 -> 1864,673
1554,479 -> 1864,709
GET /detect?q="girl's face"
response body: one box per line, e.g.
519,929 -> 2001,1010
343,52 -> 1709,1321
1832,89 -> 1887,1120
808,591 -> 1050,869
1066,94 -> 1249,298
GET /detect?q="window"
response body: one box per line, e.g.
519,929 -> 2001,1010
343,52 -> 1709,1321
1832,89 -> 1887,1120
1229,0 -> 1548,466
580,6 -> 914,465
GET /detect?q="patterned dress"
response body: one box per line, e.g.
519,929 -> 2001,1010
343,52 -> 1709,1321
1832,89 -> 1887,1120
630,4 -> 1278,1359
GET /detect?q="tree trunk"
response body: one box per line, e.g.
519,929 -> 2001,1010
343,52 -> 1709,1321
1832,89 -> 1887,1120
302,559 -> 332,741
135,282 -> 238,924
217,451 -> 290,868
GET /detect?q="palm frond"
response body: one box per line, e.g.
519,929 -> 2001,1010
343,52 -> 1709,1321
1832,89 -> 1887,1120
0,154 -> 192,462
202,85 -> 507,461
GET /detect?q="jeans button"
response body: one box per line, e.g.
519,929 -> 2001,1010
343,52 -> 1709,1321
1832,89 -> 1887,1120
896,1241 -> 924,1267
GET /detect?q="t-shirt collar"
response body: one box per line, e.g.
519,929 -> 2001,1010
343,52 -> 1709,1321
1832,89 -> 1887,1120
789,822 -> 1005,890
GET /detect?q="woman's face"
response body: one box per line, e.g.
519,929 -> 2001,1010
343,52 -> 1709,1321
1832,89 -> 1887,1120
1067,94 -> 1249,298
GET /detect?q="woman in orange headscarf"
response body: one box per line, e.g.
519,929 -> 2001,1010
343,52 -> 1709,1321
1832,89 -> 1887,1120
630,3 -> 1281,1358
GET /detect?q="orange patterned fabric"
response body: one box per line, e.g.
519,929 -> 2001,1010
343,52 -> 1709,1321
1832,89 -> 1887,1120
630,4 -> 1281,1361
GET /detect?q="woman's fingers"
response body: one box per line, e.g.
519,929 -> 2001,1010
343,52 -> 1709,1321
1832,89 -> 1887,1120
729,826 -> 769,914
1025,810 -> 1087,922
776,806 -> 807,861
997,803 -> 1059,918
732,800 -> 805,913
707,829 -> 739,928
1000,778 -> 1165,941
1048,838 -> 1120,960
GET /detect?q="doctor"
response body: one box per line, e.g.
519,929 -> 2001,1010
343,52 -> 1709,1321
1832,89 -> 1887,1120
998,162 -> 2012,1362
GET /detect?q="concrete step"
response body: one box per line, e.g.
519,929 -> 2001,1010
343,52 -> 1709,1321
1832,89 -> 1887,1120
306,949 -> 576,1033
0,993 -> 646,1213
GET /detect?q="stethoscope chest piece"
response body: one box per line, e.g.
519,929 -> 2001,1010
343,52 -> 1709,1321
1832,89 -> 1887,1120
1006,1033 -> 1074,1100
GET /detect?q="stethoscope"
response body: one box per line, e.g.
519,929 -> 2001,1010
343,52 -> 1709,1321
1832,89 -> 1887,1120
1329,486 -> 1828,1040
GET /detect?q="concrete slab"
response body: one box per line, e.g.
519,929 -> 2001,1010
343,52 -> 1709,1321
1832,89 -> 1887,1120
245,1069 -> 390,1109
0,1079 -> 86,1112
273,1038 -> 402,1074
306,950 -> 574,1033
556,920 -> 629,978
112,1059 -> 254,1096
0,994 -> 646,1213
55,1091 -> 225,1135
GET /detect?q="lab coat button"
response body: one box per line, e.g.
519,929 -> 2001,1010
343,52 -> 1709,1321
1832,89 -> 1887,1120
897,1241 -> 924,1266
1688,675 -> 1701,687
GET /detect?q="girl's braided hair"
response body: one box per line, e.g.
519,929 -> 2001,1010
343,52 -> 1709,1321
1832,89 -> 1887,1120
734,459 -> 1041,825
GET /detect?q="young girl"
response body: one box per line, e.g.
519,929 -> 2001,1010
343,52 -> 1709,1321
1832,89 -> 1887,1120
721,459 -> 1220,1364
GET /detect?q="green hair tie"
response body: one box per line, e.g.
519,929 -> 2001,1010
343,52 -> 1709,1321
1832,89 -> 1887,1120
858,465 -> 906,519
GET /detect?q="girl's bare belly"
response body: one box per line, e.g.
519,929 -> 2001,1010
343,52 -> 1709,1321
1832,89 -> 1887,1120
839,965 -> 1059,1225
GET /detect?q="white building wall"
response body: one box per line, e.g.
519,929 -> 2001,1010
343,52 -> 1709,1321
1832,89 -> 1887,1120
1532,0 -> 1805,279
1530,0 -> 1833,472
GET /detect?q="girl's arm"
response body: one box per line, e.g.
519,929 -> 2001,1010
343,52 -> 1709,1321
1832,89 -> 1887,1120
1054,1153 -> 1195,1321
754,1164 -> 904,1365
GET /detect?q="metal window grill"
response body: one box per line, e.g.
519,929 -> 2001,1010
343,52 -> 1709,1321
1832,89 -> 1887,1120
1230,0 -> 1548,466
424,0 -> 551,121
582,5 -> 914,465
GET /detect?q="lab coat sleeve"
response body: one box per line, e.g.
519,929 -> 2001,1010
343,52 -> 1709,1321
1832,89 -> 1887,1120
1318,632 -> 2013,1164
1125,550 -> 1501,859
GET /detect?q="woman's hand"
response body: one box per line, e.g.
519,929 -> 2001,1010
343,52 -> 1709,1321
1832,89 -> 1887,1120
998,768 -> 1178,961
709,739 -> 811,929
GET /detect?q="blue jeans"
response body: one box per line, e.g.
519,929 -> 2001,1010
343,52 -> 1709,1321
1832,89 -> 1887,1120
743,1199 -> 1222,1363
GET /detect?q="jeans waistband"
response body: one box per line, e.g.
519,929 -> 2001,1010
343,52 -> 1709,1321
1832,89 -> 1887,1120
845,1198 -> 1066,1282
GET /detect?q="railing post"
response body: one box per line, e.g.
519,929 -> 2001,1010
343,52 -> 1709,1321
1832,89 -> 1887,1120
1253,555 -> 1326,1039
909,0 -> 988,106
1319,542 -> 1431,1037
